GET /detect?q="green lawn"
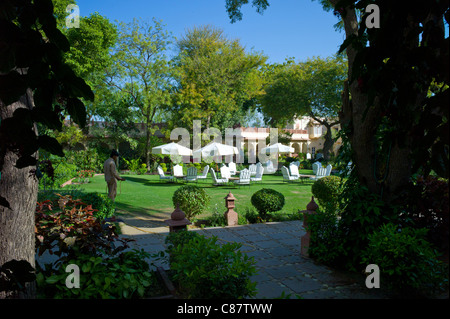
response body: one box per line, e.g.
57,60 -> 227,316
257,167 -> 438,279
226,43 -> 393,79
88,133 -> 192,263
79,171 -> 314,221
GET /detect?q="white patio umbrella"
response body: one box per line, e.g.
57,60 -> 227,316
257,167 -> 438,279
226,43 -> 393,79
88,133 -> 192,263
193,142 -> 239,158
151,142 -> 193,156
260,143 -> 294,154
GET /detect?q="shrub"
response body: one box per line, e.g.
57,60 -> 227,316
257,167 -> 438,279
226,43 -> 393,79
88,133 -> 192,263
306,208 -> 346,266
36,249 -> 159,299
311,176 -> 344,212
251,188 -> 285,218
35,195 -> 128,260
78,192 -> 115,220
165,231 -> 257,299
362,223 -> 449,297
172,185 -> 210,219
401,176 -> 449,254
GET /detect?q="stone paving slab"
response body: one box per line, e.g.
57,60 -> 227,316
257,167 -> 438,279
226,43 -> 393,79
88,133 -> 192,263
119,220 -> 390,299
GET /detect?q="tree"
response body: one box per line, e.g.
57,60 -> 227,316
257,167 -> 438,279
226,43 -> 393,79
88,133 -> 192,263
172,25 -> 267,132
260,55 -> 347,160
105,18 -> 174,168
0,0 -> 92,298
225,0 -> 449,205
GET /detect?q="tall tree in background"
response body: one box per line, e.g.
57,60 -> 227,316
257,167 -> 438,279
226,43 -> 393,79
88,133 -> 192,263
226,0 -> 449,205
172,25 -> 266,132
261,55 -> 347,160
105,18 -> 174,168
0,0 -> 92,298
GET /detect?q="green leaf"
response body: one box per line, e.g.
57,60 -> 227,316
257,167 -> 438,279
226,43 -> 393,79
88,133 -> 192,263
38,135 -> 64,157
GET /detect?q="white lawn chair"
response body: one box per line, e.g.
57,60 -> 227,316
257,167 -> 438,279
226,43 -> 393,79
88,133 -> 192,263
220,165 -> 231,180
197,165 -> 209,181
250,164 -> 264,183
281,166 -> 299,183
289,164 -> 300,179
312,162 -> 321,174
184,167 -> 198,183
291,161 -> 300,168
233,169 -> 251,187
157,166 -> 174,182
173,164 -> 183,177
325,164 -> 332,176
210,168 -> 228,186
249,164 -> 257,176
228,162 -> 237,175
310,166 -> 327,181
264,160 -> 277,174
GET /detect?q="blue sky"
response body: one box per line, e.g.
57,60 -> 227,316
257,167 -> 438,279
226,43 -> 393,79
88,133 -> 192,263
75,0 -> 344,64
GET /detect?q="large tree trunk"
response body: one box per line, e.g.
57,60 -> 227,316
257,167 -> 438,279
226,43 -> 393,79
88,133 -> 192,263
0,90 -> 38,299
337,5 -> 415,204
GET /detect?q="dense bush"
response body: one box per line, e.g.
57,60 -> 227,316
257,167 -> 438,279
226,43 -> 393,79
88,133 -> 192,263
306,208 -> 346,266
362,223 -> 449,297
401,176 -> 449,254
78,192 -> 115,220
38,160 -> 78,190
251,188 -> 285,218
36,249 -> 159,299
311,175 -> 344,212
172,185 -> 210,219
35,195 -> 128,261
165,231 -> 257,299
37,190 -> 115,220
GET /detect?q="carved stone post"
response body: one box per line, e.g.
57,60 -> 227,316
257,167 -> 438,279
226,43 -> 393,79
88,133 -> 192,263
301,196 -> 318,257
164,203 -> 191,233
224,192 -> 238,226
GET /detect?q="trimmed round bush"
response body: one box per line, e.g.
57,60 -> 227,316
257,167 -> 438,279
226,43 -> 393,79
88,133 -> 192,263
311,175 -> 343,211
172,185 -> 210,219
251,188 -> 285,218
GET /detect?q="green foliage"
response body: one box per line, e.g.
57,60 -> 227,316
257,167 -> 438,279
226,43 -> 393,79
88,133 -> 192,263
78,192 -> 115,220
165,231 -> 257,299
251,188 -> 285,218
36,249 -> 159,299
311,175 -> 344,212
172,185 -> 210,219
306,208 -> 346,266
338,176 -> 398,270
172,25 -> 267,131
0,0 -> 93,171
123,158 -> 147,175
362,223 -> 449,297
38,158 -> 78,190
35,195 -> 126,260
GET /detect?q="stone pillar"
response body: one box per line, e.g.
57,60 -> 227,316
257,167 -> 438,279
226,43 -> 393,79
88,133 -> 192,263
301,196 -> 318,257
164,203 -> 191,232
224,192 -> 238,226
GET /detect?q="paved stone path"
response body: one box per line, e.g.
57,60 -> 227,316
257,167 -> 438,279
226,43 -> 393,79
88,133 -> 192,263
119,218 -> 390,299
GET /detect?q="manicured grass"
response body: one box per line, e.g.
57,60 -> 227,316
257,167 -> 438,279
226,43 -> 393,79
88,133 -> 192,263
79,171 -> 314,220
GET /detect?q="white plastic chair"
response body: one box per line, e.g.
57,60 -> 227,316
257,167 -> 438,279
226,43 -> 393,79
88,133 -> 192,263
157,166 -> 174,182
249,164 -> 257,176
197,165 -> 209,181
184,167 -> 198,183
173,164 -> 183,177
210,168 -> 228,186
228,162 -> 237,175
289,164 -> 300,178
250,164 -> 264,183
264,160 -> 277,174
220,165 -> 231,180
281,166 -> 299,183
233,169 -> 251,187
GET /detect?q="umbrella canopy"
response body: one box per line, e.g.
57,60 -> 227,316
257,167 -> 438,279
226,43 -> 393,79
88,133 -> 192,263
260,143 -> 294,154
151,142 -> 193,156
193,142 -> 239,158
